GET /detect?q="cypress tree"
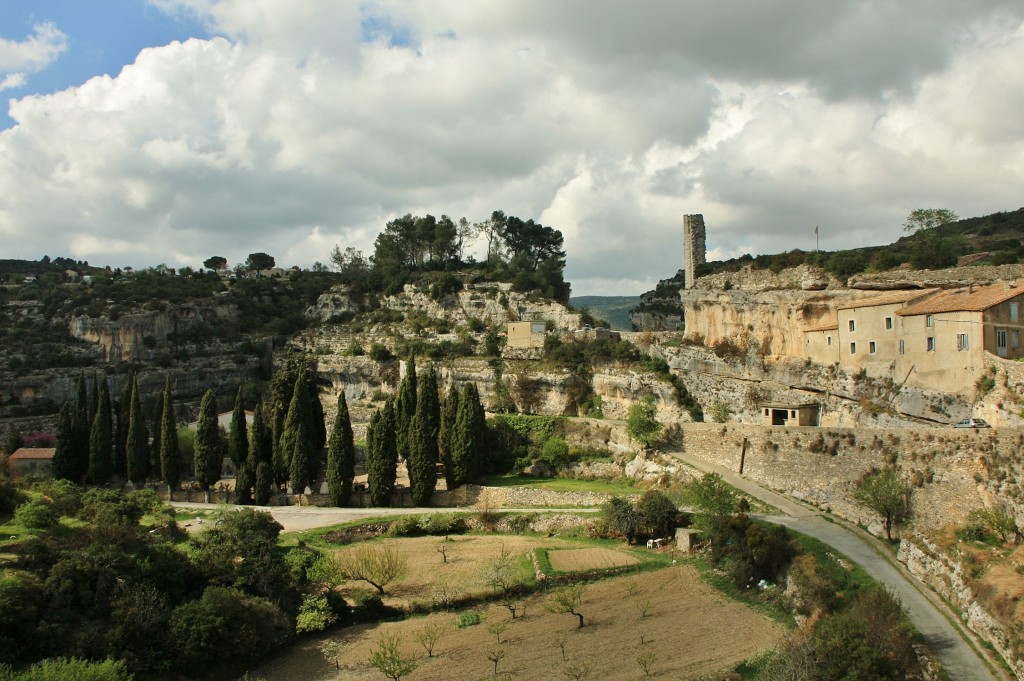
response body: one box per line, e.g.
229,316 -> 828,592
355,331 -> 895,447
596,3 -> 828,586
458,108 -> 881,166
125,376 -> 149,483
367,400 -> 398,506
249,399 -> 273,470
254,460 -> 273,506
228,386 -> 249,470
438,387 -> 460,489
235,460 -> 254,505
310,379 -> 327,452
51,403 -> 76,481
450,383 -> 485,486
395,357 -> 417,461
114,371 -> 134,478
408,369 -> 440,506
326,392 -> 356,506
72,372 -> 91,482
88,379 -> 114,484
89,371 -> 99,425
468,382 -> 487,475
289,425 -> 316,495
150,387 -> 164,472
159,376 -> 181,494
268,361 -> 298,487
280,370 -> 316,491
194,390 -> 221,502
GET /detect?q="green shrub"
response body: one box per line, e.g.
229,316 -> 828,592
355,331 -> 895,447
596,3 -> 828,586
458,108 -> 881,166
14,499 -> 58,529
295,594 -> 339,634
539,437 -> 570,468
456,611 -> 481,628
369,343 -> 394,362
421,513 -> 465,536
0,657 -> 133,681
388,515 -> 422,537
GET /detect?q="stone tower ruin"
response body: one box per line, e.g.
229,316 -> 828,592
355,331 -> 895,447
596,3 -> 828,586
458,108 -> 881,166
683,214 -> 706,289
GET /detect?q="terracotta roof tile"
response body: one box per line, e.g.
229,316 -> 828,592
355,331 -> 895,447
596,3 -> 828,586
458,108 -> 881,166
836,288 -> 940,311
896,282 -> 1024,316
9,448 -> 56,460
803,320 -> 839,332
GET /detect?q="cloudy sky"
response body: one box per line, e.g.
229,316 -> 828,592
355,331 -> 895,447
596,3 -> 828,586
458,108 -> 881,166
1,1 -> 1023,295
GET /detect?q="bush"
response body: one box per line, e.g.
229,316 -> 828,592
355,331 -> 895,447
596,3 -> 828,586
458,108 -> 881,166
169,587 -> 290,671
0,657 -> 133,681
539,437 -> 570,468
421,513 -> 466,536
14,499 -> 58,529
295,593 -> 339,634
368,343 -> 394,362
30,479 -> 82,518
388,515 -> 422,537
456,611 -> 481,628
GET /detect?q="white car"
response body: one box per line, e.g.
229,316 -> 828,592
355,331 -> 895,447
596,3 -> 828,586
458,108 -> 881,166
954,418 -> 991,428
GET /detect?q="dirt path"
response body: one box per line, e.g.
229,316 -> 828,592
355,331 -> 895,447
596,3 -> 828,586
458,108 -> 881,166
669,449 -> 1005,681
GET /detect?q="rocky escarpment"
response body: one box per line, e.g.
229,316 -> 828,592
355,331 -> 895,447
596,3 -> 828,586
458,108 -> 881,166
69,304 -> 239,363
899,535 -> 1024,679
308,282 -> 582,329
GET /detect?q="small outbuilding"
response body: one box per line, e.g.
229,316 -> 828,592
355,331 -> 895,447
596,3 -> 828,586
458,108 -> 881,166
507,321 -> 547,348
760,402 -> 819,427
7,448 -> 56,480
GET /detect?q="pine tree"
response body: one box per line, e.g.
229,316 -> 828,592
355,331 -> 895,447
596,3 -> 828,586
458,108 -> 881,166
395,357 -> 418,461
254,460 -> 273,506
194,390 -> 222,502
408,369 -> 440,506
367,400 -> 398,506
159,376 -> 181,494
327,392 -> 356,506
438,387 -> 460,489
125,376 -> 149,483
228,386 -> 249,470
88,379 -> 114,484
51,403 -> 76,481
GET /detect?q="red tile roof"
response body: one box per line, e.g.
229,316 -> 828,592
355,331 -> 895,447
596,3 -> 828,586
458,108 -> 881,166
9,447 -> 56,460
896,282 -> 1024,316
803,320 -> 839,332
836,288 -> 940,311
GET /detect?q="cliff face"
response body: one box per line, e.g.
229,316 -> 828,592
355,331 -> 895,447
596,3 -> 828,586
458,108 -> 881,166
308,283 -> 582,329
69,304 -> 239,362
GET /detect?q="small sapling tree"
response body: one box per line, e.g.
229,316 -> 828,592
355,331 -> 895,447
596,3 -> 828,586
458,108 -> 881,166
369,633 -> 416,681
548,583 -> 587,629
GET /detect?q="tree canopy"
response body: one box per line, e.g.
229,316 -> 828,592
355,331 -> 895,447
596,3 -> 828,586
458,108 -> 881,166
902,208 -> 959,233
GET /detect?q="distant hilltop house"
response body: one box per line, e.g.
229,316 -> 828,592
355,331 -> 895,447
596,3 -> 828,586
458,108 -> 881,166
507,321 -> 547,348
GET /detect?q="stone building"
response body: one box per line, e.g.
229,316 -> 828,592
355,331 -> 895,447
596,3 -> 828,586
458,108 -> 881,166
506,321 -> 547,348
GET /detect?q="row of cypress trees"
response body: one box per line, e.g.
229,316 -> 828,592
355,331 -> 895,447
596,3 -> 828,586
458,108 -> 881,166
44,356 -> 487,508
51,372 -> 182,489
363,358 -> 488,507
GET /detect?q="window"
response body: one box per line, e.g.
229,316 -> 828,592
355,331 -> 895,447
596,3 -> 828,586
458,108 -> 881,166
926,315 -> 934,328
898,339 -> 905,355
997,329 -> 1008,348
869,341 -> 877,354
850,342 -> 856,354
927,337 -> 935,352
827,335 -> 832,346
1013,331 -> 1020,349
957,333 -> 969,351
1012,302 -> 1019,322
885,317 -> 893,330
848,319 -> 855,332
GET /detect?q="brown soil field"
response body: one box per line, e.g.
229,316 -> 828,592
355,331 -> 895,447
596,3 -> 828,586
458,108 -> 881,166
547,547 -> 639,572
331,535 -> 552,607
254,564 -> 786,681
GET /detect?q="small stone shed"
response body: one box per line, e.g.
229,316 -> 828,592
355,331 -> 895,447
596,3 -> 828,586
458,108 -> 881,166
507,321 -> 547,348
760,402 -> 820,427
7,448 -> 56,479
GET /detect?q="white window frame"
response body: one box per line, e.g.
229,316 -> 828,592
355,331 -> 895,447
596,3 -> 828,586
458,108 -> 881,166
957,333 -> 969,351
927,336 -> 935,352
1012,302 -> 1019,323
997,329 -> 1008,349
926,314 -> 934,328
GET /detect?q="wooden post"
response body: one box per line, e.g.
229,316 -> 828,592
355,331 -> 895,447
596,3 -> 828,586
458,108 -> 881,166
739,438 -> 748,474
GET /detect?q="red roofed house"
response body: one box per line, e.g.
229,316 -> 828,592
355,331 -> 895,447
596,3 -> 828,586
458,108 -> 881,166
8,448 -> 56,480
894,282 -> 1024,393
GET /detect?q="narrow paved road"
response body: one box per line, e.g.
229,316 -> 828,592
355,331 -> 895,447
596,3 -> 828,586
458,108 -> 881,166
669,450 -> 1004,681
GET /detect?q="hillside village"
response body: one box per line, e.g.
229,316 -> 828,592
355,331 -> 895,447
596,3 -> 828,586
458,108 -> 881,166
4,210 -> 1024,679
